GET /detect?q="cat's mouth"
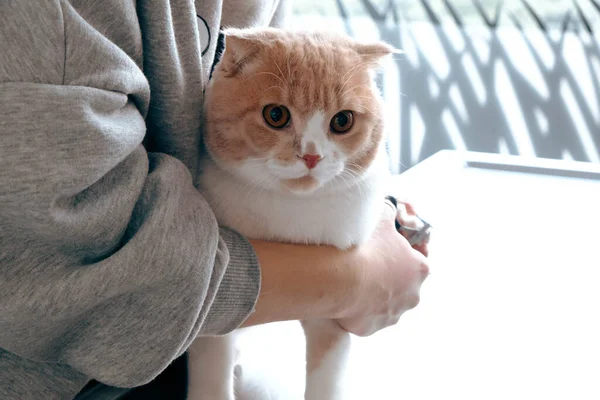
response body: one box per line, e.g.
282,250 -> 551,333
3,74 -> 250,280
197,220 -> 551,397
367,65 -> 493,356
281,175 -> 320,194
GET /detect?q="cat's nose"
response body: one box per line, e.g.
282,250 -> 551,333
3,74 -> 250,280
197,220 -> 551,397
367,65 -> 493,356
301,154 -> 322,169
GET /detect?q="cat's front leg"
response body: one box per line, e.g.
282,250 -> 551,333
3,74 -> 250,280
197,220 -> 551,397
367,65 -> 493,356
187,333 -> 237,400
301,319 -> 351,400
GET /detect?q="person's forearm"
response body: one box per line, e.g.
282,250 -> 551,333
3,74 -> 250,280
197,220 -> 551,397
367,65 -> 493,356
240,240 -> 361,327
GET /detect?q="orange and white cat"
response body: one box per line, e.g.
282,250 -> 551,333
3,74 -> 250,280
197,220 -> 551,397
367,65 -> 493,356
191,27 -> 398,400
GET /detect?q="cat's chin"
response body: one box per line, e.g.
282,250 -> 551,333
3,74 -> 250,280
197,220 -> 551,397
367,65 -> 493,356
280,175 -> 321,196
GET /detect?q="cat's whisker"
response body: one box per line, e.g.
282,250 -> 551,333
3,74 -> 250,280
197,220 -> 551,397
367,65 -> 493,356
257,178 -> 270,200
244,176 -> 268,203
337,169 -> 355,185
231,157 -> 271,166
247,169 -> 277,202
274,61 -> 288,86
285,51 -> 292,81
351,179 -> 367,200
337,61 -> 373,95
337,172 -> 365,199
347,161 -> 367,173
344,168 -> 364,184
225,159 -> 273,203
244,71 -> 285,96
340,84 -> 371,99
343,169 -> 361,181
339,95 -> 379,116
239,174 -> 263,203
245,71 -> 285,85
260,85 -> 285,95
357,106 -> 378,117
348,170 -> 375,192
286,51 -> 299,84
339,165 -> 373,199
353,95 -> 377,102
241,158 -> 269,164
337,61 -> 369,89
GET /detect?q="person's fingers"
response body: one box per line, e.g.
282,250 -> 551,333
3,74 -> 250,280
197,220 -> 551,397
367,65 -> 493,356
414,250 -> 430,280
396,202 -> 407,219
402,246 -> 430,281
396,203 -> 423,229
402,201 -> 417,216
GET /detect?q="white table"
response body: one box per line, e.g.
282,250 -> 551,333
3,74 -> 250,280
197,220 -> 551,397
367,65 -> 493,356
235,150 -> 600,400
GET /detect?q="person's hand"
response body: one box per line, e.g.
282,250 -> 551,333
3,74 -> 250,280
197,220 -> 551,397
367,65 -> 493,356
335,201 -> 430,337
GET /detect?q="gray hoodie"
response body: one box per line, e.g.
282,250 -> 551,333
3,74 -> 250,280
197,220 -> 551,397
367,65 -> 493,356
0,0 -> 289,398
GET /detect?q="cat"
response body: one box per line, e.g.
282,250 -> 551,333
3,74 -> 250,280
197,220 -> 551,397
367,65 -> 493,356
189,27 -> 406,400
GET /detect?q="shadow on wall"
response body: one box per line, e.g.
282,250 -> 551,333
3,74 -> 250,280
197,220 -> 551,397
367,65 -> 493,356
292,0 -> 600,172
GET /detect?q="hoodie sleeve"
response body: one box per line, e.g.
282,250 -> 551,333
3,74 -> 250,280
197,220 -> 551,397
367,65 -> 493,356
0,0 -> 259,389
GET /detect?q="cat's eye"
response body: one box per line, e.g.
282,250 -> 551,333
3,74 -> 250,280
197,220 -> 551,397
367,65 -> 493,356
263,104 -> 291,129
330,111 -> 354,134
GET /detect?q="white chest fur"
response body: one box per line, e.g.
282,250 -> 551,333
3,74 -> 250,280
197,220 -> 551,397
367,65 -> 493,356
198,154 -> 390,250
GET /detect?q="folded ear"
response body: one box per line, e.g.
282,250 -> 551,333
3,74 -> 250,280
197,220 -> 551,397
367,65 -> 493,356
219,28 -> 262,77
353,41 -> 401,67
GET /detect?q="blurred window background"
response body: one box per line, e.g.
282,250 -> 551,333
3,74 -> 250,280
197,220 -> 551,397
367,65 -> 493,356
290,1 -> 600,172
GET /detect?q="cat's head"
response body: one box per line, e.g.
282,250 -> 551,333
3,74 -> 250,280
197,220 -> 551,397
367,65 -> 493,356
203,28 -> 394,195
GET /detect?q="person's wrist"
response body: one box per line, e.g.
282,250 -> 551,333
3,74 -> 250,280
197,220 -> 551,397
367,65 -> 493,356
242,239 -> 369,325
332,245 -> 369,320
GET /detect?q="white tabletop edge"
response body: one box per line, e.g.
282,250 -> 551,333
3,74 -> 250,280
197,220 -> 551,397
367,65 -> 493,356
399,150 -> 600,181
